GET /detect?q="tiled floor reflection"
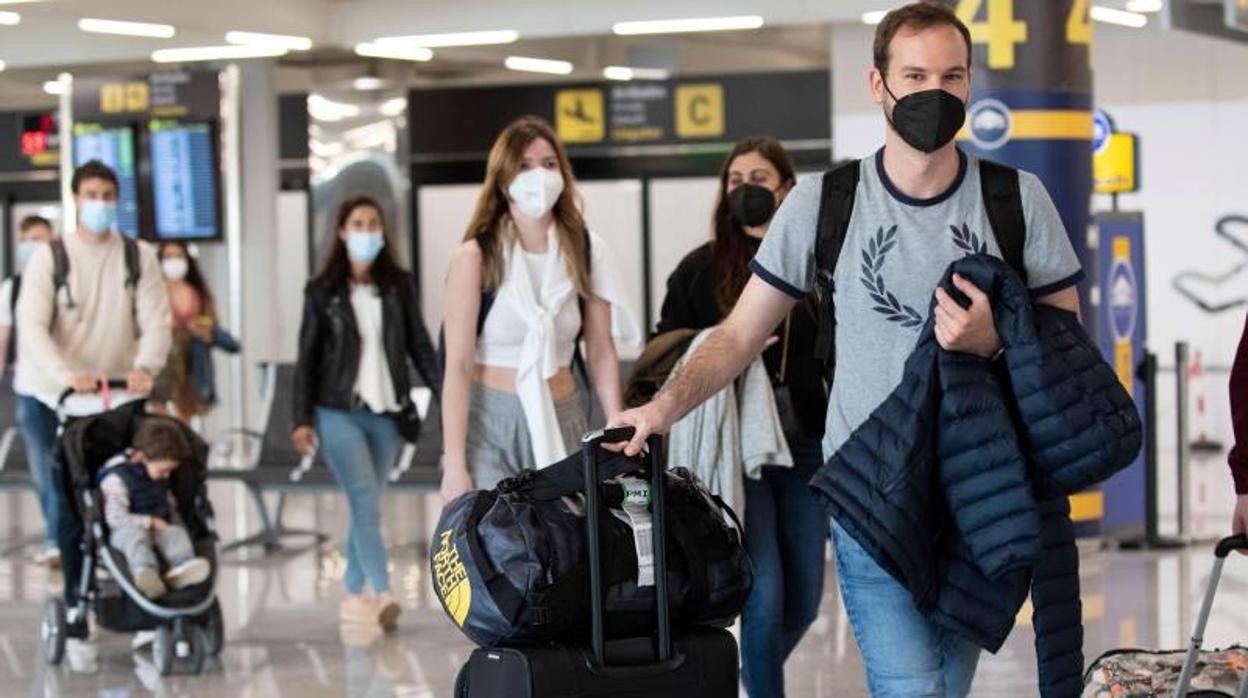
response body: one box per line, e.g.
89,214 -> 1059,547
0,485 -> 1244,697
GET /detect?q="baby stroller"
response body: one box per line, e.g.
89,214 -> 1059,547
41,382 -> 223,675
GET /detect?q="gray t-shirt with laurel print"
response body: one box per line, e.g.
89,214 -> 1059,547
750,149 -> 1084,462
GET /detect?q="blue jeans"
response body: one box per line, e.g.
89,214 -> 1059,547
315,407 -> 402,596
831,521 -> 981,697
740,437 -> 828,698
15,394 -> 60,548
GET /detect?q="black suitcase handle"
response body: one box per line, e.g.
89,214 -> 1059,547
1174,535 -> 1248,697
582,427 -> 672,668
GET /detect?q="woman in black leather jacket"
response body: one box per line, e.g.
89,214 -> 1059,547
291,195 -> 438,632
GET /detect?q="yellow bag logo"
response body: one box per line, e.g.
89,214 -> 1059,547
433,530 -> 472,627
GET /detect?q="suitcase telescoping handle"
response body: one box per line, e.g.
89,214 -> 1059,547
1174,534 -> 1248,698
582,427 -> 672,669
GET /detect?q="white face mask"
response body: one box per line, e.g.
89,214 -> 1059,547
161,257 -> 189,281
507,167 -> 564,220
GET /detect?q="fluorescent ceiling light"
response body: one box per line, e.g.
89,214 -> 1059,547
603,66 -> 669,81
612,15 -> 763,36
380,97 -> 407,117
372,30 -> 518,48
43,80 -> 66,95
354,42 -> 433,62
352,76 -> 387,91
504,55 -> 573,75
0,11 -> 20,24
79,18 -> 176,38
1124,0 -> 1162,12
152,44 -> 286,63
1090,5 -> 1148,27
307,93 -> 360,122
862,11 -> 889,25
225,30 -> 312,51
0,1 -> 41,4
0,60 -> 5,71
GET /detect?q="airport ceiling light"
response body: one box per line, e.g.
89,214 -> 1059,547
79,18 -> 176,38
1124,0 -> 1163,12
603,66 -> 669,81
42,79 -> 66,95
152,44 -> 287,62
504,55 -> 573,75
307,93 -> 361,122
225,31 -> 313,51
612,15 -> 764,36
352,76 -> 387,91
862,11 -> 889,25
0,11 -> 20,25
1090,6 -> 1148,28
354,42 -> 433,62
372,30 -> 519,48
380,97 -> 407,117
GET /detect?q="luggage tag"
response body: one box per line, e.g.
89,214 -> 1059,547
610,477 -> 654,587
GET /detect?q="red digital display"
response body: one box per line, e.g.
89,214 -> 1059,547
20,112 -> 59,157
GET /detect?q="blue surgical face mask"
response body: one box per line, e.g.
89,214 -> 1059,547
345,231 -> 385,265
79,200 -> 117,235
16,241 -> 42,270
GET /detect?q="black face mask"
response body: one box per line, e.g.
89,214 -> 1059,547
729,183 -> 777,228
883,80 -> 967,153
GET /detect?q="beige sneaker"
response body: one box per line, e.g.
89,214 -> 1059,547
375,592 -> 401,632
164,558 -> 210,590
134,567 -> 167,599
339,595 -> 379,625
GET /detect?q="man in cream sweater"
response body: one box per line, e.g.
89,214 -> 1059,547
16,160 -> 170,666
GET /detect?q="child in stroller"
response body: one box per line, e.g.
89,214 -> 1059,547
97,419 -> 211,600
42,386 -> 223,676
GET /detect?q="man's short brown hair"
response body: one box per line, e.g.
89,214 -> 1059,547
132,419 -> 192,463
873,2 -> 973,73
19,215 -> 52,233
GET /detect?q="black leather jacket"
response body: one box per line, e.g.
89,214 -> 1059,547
293,271 -> 439,428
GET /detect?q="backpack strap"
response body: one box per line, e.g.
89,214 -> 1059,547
812,160 -> 861,385
978,159 -> 1028,285
49,239 -> 71,330
122,237 -> 141,331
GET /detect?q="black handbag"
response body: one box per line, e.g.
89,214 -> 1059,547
430,430 -> 753,650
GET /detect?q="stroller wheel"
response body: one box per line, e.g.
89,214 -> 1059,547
201,600 -> 224,657
188,625 -> 208,675
153,625 -> 175,676
41,599 -> 67,666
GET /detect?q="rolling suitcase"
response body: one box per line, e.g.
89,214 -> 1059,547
1082,535 -> 1248,697
455,427 -> 740,697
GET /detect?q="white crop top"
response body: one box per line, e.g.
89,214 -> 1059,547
476,248 -> 582,368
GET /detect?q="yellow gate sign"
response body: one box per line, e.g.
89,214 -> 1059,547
555,89 -> 605,144
675,84 -> 724,139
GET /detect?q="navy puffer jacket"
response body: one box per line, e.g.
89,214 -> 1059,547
811,254 -> 1141,697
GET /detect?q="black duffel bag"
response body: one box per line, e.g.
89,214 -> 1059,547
430,432 -> 752,650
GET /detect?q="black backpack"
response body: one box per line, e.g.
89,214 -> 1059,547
48,236 -> 142,329
810,158 -> 1028,386
435,229 -> 592,391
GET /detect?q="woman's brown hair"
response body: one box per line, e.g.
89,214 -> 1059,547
710,136 -> 797,311
313,195 -> 405,290
462,116 -> 590,297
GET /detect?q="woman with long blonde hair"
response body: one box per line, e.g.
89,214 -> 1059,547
439,115 -> 631,504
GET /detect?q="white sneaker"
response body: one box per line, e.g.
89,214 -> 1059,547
131,630 -> 156,651
164,558 -> 210,590
66,637 -> 99,674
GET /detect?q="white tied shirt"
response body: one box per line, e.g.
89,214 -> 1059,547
350,284 -> 400,413
476,224 -> 642,467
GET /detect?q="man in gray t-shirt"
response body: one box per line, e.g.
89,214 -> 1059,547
611,3 -> 1082,695
750,151 -> 1083,463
